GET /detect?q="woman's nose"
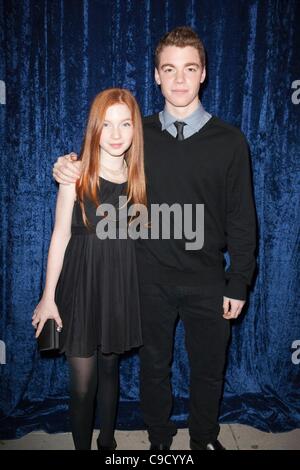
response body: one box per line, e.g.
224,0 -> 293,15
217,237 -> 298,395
111,127 -> 121,139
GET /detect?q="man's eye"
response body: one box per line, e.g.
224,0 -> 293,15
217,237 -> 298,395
164,68 -> 173,73
187,67 -> 197,72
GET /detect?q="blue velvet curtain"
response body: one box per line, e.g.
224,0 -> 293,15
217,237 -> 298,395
1,0 -> 299,439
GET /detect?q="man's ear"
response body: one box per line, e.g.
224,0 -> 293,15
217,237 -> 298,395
200,66 -> 206,84
154,68 -> 161,86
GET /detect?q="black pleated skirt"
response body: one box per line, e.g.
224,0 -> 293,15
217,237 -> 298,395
55,231 -> 142,357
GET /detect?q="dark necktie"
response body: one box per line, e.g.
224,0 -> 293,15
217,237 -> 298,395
174,121 -> 186,141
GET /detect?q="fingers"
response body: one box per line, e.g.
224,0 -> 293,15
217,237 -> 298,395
32,305 -> 62,333
52,153 -> 81,184
65,153 -> 80,175
32,311 -> 39,328
53,163 -> 78,184
223,298 -> 245,320
69,152 -> 78,161
223,297 -> 230,315
54,315 -> 63,330
32,316 -> 41,330
35,318 -> 47,338
224,306 -> 241,320
33,317 -> 62,337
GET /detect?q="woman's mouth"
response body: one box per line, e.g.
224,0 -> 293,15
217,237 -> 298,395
110,143 -> 123,149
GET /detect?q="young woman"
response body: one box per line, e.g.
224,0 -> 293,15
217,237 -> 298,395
32,88 -> 146,450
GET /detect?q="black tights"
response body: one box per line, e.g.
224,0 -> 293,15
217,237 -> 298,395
67,349 -> 119,450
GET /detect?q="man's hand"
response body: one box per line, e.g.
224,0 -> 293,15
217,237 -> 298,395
223,297 -> 246,320
52,152 -> 82,184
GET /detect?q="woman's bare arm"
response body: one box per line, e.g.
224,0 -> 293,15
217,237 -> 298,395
32,183 -> 76,337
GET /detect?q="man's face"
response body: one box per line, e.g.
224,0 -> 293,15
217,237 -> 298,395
155,46 -> 206,114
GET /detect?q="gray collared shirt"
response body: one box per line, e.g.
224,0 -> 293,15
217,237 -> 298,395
159,102 -> 212,139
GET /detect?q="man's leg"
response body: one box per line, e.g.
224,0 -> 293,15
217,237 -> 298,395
180,283 -> 230,447
139,283 -> 178,447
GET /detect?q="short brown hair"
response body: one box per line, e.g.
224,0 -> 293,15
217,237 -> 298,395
155,26 -> 206,68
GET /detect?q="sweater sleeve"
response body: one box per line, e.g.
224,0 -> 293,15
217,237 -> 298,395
224,134 -> 257,300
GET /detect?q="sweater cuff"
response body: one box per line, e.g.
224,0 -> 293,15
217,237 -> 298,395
224,279 -> 247,300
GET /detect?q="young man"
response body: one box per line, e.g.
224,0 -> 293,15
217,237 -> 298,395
52,27 -> 256,450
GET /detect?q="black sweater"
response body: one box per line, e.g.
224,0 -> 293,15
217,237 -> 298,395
136,113 -> 256,300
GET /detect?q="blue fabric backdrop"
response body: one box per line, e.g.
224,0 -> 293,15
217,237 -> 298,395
0,0 -> 299,439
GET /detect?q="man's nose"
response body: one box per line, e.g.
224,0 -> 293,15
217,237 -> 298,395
175,70 -> 184,83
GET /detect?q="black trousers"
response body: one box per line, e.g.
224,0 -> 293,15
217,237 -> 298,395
139,281 -> 230,446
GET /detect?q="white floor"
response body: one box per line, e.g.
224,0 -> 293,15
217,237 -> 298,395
1,424 -> 300,450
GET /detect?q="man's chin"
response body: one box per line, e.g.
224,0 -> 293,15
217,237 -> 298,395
165,96 -> 196,108
168,101 -> 193,108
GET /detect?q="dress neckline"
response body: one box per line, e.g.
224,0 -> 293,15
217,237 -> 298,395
99,176 -> 127,186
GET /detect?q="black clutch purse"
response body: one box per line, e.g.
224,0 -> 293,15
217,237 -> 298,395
37,319 -> 61,352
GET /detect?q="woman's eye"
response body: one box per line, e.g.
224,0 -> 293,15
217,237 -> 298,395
123,122 -> 131,127
103,122 -> 109,127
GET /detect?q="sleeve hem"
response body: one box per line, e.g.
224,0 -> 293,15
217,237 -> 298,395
224,279 -> 247,300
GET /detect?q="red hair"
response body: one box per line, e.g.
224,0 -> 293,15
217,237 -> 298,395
76,88 -> 146,227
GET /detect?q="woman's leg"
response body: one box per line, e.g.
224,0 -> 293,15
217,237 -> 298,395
67,353 -> 97,450
96,350 -> 119,447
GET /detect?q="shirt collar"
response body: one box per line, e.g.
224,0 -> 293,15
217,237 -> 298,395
160,102 -> 208,132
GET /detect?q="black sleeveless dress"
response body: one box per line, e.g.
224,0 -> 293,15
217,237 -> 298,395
55,177 -> 142,357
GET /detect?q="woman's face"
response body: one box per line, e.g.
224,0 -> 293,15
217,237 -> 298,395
100,103 -> 133,158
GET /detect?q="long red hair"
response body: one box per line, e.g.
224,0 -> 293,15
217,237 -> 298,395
76,88 -> 146,227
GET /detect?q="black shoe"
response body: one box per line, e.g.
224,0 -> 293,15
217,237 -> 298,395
150,443 -> 170,450
97,437 -> 117,450
190,439 -> 225,451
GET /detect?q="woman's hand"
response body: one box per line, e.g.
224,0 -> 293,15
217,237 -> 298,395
32,297 -> 63,338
